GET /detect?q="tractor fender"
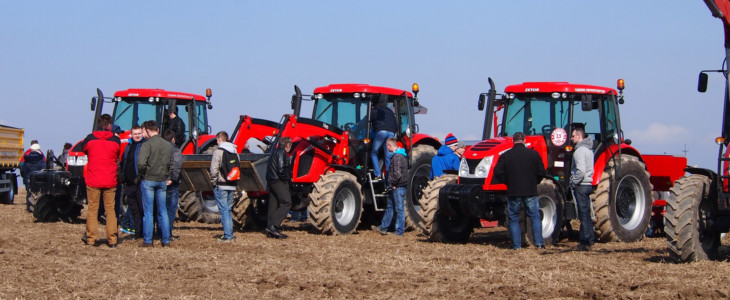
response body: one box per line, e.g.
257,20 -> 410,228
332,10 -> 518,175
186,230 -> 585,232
592,144 -> 643,186
408,133 -> 441,151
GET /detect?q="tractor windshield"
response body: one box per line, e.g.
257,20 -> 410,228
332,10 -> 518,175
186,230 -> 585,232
502,94 -> 570,136
113,98 -> 209,135
312,95 -> 370,139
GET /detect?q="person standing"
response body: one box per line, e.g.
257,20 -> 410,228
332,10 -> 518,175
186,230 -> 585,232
20,142 -> 45,210
493,132 -> 547,250
137,121 -> 174,247
81,115 -> 121,248
210,131 -> 239,242
570,127 -> 595,251
371,138 -> 408,236
167,106 -> 186,148
118,125 -> 146,240
369,97 -> 398,180
163,129 -> 183,240
430,133 -> 465,179
58,142 -> 73,169
264,137 -> 292,239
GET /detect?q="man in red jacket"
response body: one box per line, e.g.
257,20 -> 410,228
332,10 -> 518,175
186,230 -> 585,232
81,114 -> 121,248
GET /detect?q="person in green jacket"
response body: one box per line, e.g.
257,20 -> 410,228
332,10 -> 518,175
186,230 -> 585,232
137,121 -> 174,247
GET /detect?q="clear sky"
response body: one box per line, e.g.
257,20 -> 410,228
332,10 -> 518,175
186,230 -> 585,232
0,1 -> 725,170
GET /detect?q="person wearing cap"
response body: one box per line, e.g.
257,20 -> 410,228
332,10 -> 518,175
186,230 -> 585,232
20,142 -> 45,210
430,133 -> 466,179
493,132 -> 547,250
167,106 -> 186,148
369,97 -> 398,180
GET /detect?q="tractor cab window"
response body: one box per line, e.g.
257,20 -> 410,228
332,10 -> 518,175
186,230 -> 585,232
571,97 -> 602,141
112,99 -> 160,131
312,95 -> 369,139
502,95 -> 570,136
394,97 -> 414,136
601,96 -> 619,144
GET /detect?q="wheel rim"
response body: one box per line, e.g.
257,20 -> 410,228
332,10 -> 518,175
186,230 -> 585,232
334,188 -> 356,225
409,164 -> 431,213
614,174 -> 645,230
538,195 -> 557,238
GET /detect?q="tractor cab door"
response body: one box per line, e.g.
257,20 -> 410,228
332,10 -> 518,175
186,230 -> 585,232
570,93 -> 620,157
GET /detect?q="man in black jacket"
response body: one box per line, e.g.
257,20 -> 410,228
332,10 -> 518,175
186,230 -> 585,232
493,132 -> 547,250
369,97 -> 398,180
265,137 -> 293,239
167,106 -> 185,148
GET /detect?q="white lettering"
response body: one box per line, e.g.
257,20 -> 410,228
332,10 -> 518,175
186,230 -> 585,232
525,88 -> 539,92
330,89 -> 343,92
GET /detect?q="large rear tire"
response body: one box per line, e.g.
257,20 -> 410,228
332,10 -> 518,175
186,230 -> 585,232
666,174 -> 720,262
418,174 -> 458,236
178,191 -> 221,224
308,171 -> 363,235
405,144 -> 437,231
523,179 -> 564,246
592,155 -> 652,242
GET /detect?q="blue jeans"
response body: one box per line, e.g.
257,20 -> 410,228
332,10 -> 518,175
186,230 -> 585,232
574,185 -> 595,246
507,196 -> 544,249
378,186 -> 406,235
141,180 -> 170,244
371,130 -> 395,177
214,187 -> 235,240
156,181 -> 179,237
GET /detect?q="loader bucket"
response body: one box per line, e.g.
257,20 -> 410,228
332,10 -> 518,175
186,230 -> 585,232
179,153 -> 269,193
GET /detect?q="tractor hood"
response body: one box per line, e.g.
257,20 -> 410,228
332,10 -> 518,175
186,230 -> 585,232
458,135 -> 548,190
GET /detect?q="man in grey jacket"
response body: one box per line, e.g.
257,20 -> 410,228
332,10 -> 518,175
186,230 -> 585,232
137,121 -> 174,247
210,131 -> 238,242
570,127 -> 594,251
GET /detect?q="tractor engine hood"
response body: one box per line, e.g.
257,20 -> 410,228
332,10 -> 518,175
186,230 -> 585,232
458,136 -> 548,191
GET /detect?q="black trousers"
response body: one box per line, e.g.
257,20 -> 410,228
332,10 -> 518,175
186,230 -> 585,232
267,181 -> 292,227
123,183 -> 144,239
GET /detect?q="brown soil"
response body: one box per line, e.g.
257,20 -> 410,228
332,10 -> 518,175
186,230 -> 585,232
2,190 -> 730,299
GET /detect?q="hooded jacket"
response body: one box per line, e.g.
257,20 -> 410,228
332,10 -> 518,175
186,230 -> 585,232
210,142 -> 238,190
388,148 -> 408,188
82,130 -> 121,188
570,136 -> 594,186
430,144 -> 460,179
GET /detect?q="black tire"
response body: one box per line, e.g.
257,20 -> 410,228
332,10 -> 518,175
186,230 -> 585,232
232,192 -> 267,230
178,191 -> 221,224
0,179 -> 14,204
666,174 -> 720,262
33,194 -> 60,222
523,179 -> 564,246
592,155 -> 652,242
430,210 -> 474,244
418,174 -> 458,236
308,171 -> 363,235
405,144 -> 437,230
56,195 -> 82,223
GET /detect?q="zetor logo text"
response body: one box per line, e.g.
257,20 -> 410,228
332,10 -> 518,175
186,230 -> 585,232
330,89 -> 343,92
524,88 -> 539,92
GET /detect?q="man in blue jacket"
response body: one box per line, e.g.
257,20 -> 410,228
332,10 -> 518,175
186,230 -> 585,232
431,133 -> 465,179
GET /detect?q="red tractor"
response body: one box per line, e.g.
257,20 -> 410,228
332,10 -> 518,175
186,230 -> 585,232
420,78 -> 687,245
665,0 -> 730,262
180,83 -> 441,234
28,88 -> 215,221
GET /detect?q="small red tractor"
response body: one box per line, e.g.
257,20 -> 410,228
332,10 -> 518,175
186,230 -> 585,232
420,78 -> 687,245
27,88 -> 215,221
179,83 -> 441,234
665,0 -> 730,262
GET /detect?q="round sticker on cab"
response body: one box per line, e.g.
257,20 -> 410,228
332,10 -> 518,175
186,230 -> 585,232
550,128 -> 568,146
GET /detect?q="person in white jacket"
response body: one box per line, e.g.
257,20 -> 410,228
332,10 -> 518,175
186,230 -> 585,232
570,127 -> 594,251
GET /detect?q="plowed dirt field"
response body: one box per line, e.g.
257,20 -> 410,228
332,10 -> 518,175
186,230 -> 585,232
2,190 -> 730,299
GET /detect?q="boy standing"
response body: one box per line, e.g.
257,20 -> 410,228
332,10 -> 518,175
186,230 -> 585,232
372,138 -> 408,236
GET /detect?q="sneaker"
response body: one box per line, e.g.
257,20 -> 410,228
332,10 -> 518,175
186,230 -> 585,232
576,244 -> 592,252
373,175 -> 383,181
170,235 -> 180,241
120,228 -> 134,235
218,236 -> 236,243
161,243 -> 171,248
140,243 -> 153,248
371,225 -> 388,235
536,245 -> 546,249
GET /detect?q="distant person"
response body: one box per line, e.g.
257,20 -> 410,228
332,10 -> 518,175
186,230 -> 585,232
210,131 -> 238,243
265,137 -> 293,239
167,106 -> 186,148
162,129 -> 183,240
369,96 -> 398,180
58,142 -> 73,169
118,125 -> 147,240
430,133 -> 465,179
493,132 -> 546,250
570,127 -> 595,251
371,138 -> 408,236
137,121 -> 174,248
80,114 -> 121,248
20,140 -> 45,169
20,142 -> 45,210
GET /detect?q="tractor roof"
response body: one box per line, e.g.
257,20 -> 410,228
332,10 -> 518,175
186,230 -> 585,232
504,82 -> 617,95
113,89 -> 207,101
313,84 -> 414,97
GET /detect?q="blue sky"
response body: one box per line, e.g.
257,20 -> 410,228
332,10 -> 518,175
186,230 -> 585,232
0,1 -> 725,170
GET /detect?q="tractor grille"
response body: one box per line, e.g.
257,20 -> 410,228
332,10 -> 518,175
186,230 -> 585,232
459,177 -> 485,185
469,141 -> 500,152
466,158 -> 481,174
69,165 -> 84,178
296,148 -> 314,178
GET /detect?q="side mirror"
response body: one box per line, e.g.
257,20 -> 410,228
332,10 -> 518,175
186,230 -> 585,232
581,94 -> 593,111
90,97 -> 96,111
478,94 -> 486,111
291,85 -> 302,116
698,72 -> 709,93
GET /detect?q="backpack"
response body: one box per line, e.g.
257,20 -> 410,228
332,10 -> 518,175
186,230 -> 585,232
219,150 -> 240,183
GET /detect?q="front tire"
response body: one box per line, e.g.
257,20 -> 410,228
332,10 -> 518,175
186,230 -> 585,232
308,171 -> 363,235
405,144 -> 437,230
418,174 -> 458,236
666,174 -> 720,262
524,179 -> 564,246
32,194 -> 60,222
178,191 -> 221,224
592,155 -> 652,242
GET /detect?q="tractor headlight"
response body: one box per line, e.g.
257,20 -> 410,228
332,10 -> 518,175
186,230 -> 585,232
474,155 -> 493,178
459,157 -> 469,176
68,155 -> 88,166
